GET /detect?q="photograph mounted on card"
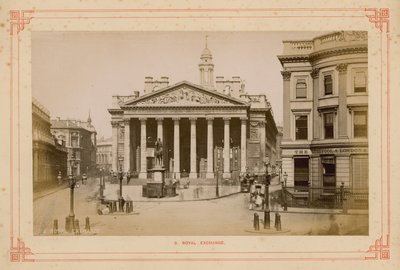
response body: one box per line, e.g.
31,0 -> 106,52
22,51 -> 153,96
0,1 -> 397,268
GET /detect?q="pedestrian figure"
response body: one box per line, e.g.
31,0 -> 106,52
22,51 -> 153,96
327,214 -> 339,235
57,171 -> 62,185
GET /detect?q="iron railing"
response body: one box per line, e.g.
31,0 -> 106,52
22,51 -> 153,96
281,185 -> 368,210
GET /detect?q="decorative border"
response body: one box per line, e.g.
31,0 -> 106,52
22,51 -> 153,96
7,7 -> 391,263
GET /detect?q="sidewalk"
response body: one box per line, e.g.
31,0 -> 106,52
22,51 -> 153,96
33,182 -> 68,201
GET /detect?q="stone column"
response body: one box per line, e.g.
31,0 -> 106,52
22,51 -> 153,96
260,120 -> 266,166
111,121 -> 119,172
189,118 -> 197,179
240,117 -> 247,173
123,119 -> 130,172
311,68 -> 321,140
206,117 -> 214,178
138,118 -> 147,179
223,117 -> 231,178
156,117 -> 163,141
336,64 -> 348,138
281,71 -> 291,140
173,118 -> 180,179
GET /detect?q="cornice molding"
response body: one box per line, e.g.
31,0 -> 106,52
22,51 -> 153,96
310,46 -> 368,62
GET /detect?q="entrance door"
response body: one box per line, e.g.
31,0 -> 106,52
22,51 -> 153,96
214,147 -> 223,179
294,157 -> 309,188
322,156 -> 336,193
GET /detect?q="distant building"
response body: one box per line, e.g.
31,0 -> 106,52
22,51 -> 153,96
275,126 -> 283,174
108,41 -> 278,180
278,31 -> 368,192
96,137 -> 112,173
50,115 -> 97,176
32,98 -> 68,187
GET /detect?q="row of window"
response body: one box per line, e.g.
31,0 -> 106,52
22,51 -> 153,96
293,156 -> 368,190
295,111 -> 367,140
295,71 -> 367,99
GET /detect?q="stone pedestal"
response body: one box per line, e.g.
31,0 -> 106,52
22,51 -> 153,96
142,165 -> 166,198
152,165 -> 166,183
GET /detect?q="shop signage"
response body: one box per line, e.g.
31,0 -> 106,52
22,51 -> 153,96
313,147 -> 368,154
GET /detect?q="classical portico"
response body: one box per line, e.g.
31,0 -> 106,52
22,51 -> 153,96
109,81 -> 249,180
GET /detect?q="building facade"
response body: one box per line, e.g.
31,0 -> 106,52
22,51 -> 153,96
278,31 -> 368,192
108,43 -> 278,180
96,137 -> 112,173
32,99 -> 68,187
50,116 -> 97,177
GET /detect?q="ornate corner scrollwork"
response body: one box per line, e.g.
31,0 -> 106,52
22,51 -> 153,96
10,238 -> 34,262
9,10 -> 34,36
111,120 -> 120,128
281,71 -> 291,81
310,68 -> 320,79
366,8 -> 390,33
365,235 -> 390,260
336,63 -> 348,73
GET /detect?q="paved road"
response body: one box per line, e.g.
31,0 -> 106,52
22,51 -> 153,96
33,177 -> 368,236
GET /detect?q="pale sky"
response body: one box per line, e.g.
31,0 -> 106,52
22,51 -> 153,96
32,31 -> 326,138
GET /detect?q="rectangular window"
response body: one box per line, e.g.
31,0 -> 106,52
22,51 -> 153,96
324,75 -> 333,95
354,111 -> 368,138
352,156 -> 368,190
296,79 -> 307,98
322,156 -> 336,193
294,158 -> 309,187
324,113 -> 334,139
354,71 -> 367,93
295,115 -> 308,140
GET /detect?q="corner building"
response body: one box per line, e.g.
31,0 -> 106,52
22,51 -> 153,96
108,43 -> 278,180
32,99 -> 68,187
278,31 -> 368,193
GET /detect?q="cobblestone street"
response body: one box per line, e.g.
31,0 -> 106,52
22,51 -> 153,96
33,177 -> 368,236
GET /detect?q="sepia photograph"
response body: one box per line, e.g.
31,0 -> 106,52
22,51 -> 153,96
32,31 -> 369,236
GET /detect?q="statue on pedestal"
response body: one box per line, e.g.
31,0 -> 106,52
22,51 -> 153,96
154,138 -> 163,167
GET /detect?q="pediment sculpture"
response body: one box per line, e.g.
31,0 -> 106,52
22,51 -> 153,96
136,87 -> 232,105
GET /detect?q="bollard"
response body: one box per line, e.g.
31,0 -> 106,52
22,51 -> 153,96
126,201 -> 133,213
74,219 -> 80,235
108,202 -> 112,213
253,213 -> 260,231
53,219 -> 59,235
264,210 -> 270,229
65,217 -> 69,233
275,213 -> 282,231
274,212 -> 278,229
85,217 -> 90,232
125,201 -> 130,213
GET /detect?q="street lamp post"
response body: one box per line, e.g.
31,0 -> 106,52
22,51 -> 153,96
99,168 -> 104,199
282,171 -> 288,211
102,167 -> 106,190
118,157 -> 124,212
216,163 -> 219,198
65,162 -> 77,233
264,163 -> 271,210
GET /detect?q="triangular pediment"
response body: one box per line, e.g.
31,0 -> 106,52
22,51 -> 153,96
123,81 -> 248,107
